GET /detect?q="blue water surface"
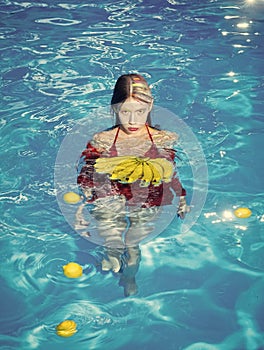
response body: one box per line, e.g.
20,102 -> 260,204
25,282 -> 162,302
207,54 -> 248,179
0,0 -> 264,349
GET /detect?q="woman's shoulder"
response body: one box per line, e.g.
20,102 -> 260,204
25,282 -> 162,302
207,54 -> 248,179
150,127 -> 179,148
91,127 -> 117,150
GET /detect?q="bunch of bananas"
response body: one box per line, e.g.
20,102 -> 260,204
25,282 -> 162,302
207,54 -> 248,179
94,156 -> 174,186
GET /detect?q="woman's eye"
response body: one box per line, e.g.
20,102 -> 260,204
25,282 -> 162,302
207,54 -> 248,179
121,110 -> 129,115
137,109 -> 145,115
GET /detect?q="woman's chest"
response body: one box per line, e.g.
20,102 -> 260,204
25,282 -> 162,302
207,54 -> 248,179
113,139 -> 153,157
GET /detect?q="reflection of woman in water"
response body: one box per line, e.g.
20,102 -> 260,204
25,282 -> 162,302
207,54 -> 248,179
77,74 -> 188,296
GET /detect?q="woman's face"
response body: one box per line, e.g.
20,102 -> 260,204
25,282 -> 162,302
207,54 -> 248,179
117,97 -> 152,135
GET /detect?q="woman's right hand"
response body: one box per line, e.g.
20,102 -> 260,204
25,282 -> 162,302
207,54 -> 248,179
177,196 -> 190,219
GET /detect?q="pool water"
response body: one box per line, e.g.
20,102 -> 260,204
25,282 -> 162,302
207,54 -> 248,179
1,0 -> 263,349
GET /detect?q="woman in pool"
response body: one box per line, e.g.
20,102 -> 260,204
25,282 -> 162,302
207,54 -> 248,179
77,73 -> 188,296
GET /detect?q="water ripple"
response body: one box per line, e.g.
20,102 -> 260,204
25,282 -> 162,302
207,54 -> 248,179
35,17 -> 82,26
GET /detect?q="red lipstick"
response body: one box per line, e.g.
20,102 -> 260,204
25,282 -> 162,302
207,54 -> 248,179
128,127 -> 139,132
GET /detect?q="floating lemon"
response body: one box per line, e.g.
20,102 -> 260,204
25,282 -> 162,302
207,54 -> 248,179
234,207 -> 252,219
56,320 -> 77,337
63,192 -> 81,204
63,262 -> 83,278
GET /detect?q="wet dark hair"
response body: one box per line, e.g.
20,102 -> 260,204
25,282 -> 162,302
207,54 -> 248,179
111,74 -> 153,126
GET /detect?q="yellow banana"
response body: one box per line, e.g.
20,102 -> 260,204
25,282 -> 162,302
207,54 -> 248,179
95,156 -> 137,174
141,162 -> 154,186
150,158 -> 174,183
147,161 -> 162,186
125,162 -> 144,183
114,167 -> 137,182
148,159 -> 164,181
110,160 -> 139,181
110,159 -> 138,177
94,162 -> 116,174
111,158 -> 138,173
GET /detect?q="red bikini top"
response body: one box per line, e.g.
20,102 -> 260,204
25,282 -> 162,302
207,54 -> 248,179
108,124 -> 160,158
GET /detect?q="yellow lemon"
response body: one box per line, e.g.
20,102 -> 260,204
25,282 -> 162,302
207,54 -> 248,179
234,207 -> 252,219
56,320 -> 77,337
63,192 -> 81,204
63,262 -> 83,278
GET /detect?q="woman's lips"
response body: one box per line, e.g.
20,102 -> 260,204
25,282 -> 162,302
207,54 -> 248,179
128,127 -> 139,131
